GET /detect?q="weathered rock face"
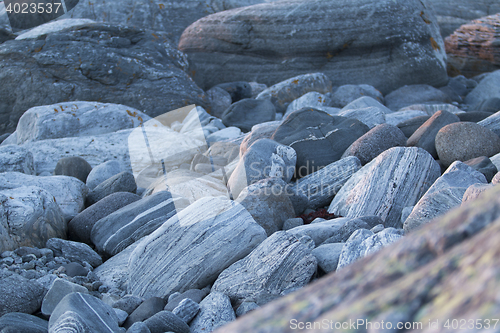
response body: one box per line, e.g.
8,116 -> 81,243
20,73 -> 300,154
0,273 -> 45,316
0,23 -> 207,135
328,147 -> 441,228
128,197 -> 267,298
215,184 -> 500,333
178,0 -> 448,94
464,70 -> 500,107
445,14 -> 500,78
0,145 -> 35,175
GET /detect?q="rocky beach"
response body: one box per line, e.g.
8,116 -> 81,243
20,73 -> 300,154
1,0 -> 500,332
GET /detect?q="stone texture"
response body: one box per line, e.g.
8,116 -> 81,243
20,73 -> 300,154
124,297 -> 165,329
0,145 -> 35,175
462,183 -> 494,204
464,70 -> 500,108
311,243 -> 344,273
221,99 -> 276,132
272,109 -> 368,177
330,84 -> 384,108
189,292 -> 235,333
112,295 -> 144,315
212,231 -> 317,306
435,122 -> 500,167
128,197 -> 267,298
478,110 -> 500,137
179,0 -> 448,94
0,172 -> 88,221
91,191 -> 185,256
144,310 -> 190,333
207,87 -> 232,119
321,218 -> 373,245
46,238 -> 102,268
406,110 -> 460,158
14,18 -> 96,40
341,96 -> 392,115
53,156 -> 92,183
286,218 -> 349,246
164,289 -> 209,312
475,97 -> 500,113
172,298 -> 200,324
342,124 -> 407,165
445,14 -> 500,78
0,273 -> 44,316
0,23 -> 207,136
86,171 -> 137,206
68,192 -> 141,245
337,106 -> 386,129
284,92 -> 332,117
215,81 -> 253,103
385,110 -> 428,126
329,147 -> 441,228
457,111 -> 493,122
239,121 -> 281,156
464,156 -> 498,182
385,84 -> 452,111
41,278 -> 89,316
0,312 -> 48,333
86,160 -> 124,190
0,186 -> 65,252
397,115 -> 432,137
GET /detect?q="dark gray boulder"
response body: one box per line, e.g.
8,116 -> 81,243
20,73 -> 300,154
189,292 -> 235,333
0,274 -> 44,316
396,115 -> 431,138
464,156 -> 498,182
221,99 -> 276,132
457,111 -> 493,122
0,145 -> 35,175
144,310 -> 190,333
0,312 -> 48,333
215,81 -> 252,103
124,297 -> 165,329
85,171 -> 137,206
385,84 -> 452,111
46,238 -> 102,268
53,156 -> 93,183
86,160 -> 124,190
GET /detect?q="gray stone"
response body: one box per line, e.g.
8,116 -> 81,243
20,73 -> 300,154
321,218 -> 372,245
127,322 -> 151,333
124,297 -> 165,329
371,224 -> 385,233
385,110 -> 429,126
312,243 -> 344,273
144,310 -> 189,333
239,121 -> 281,156
41,278 -> 89,316
282,218 -> 304,231
400,103 -> 465,116
48,292 -> 120,333
46,238 -> 102,268
113,295 -> 144,315
235,302 -> 259,317
206,127 -> 242,145
62,262 -> 88,277
272,109 -> 368,177
337,106 -> 386,129
214,81 -> 253,103
212,231 -> 316,306
462,183 -> 494,204
0,172 -> 88,221
464,70 -> 500,108
255,73 -> 333,113
493,172 -> 500,184
475,97 -> 500,113
299,235 -> 315,250
284,92 -> 332,117
189,292 -> 235,333
15,18 -> 96,40
68,192 -> 141,245
222,99 -> 276,132
91,191 -> 185,256
330,85 -> 384,108
0,145 -> 35,175
289,156 -> 361,209
404,161 -> 487,232
249,82 -> 267,98
128,197 -> 267,298
478,110 -> 500,137
236,177 -> 295,236
396,115 -> 431,138
86,171 -> 137,206
458,111 -> 494,123
342,124 -> 407,165
179,0 -> 447,94
0,273 -> 44,316
329,147 -> 441,228
206,87 -> 232,119
53,156 -> 93,183
435,122 -> 500,167
114,308 -> 128,326
0,312 -> 48,333
228,138 -> 296,199
0,186 -> 65,252
336,229 -> 374,270
407,110 -> 460,159
86,160 -> 124,190
0,23 -> 207,136
464,156 -> 498,182
385,85 -> 451,111
286,218 -> 348,248
172,298 -> 200,324
164,289 -> 209,312
341,96 -> 392,115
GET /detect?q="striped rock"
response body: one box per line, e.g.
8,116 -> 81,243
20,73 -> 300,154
478,110 -> 500,137
128,197 -> 267,298
328,147 -> 441,228
179,0 -> 448,94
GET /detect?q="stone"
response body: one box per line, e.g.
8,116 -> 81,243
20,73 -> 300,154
341,96 -> 392,115
0,273 -> 44,316
435,122 -> 500,167
85,160 -> 123,190
493,172 -> 500,184
124,297 -> 165,329
46,238 -> 102,268
329,147 -> 441,228
221,99 -> 276,132
400,103 -> 465,116
385,84 -> 451,111
330,84 -> 384,108
172,298 -> 200,324
464,70 -> 500,108
371,224 -> 385,233
312,243 -> 344,273
214,81 -> 253,103
478,110 -> 500,137
0,312 -> 48,333
406,110 -> 460,158
68,192 -> 141,245
464,156 -> 498,182
385,110 -> 429,126
128,197 -> 267,298
475,97 -> 500,113
236,178 -> 296,236
48,292 -> 120,332
206,127 -> 242,144
235,302 -> 259,317
113,295 -> 144,315
15,18 -> 96,40
255,73 -> 332,113
189,292 -> 235,333
321,218 -> 372,245
144,310 -> 190,333
213,231 -> 316,306
286,218 -> 349,246
114,308 -> 128,326
0,172 -> 88,221
206,87 -> 232,119
53,156 -> 92,183
127,322 -> 151,333
397,116 -> 431,138
0,145 -> 35,175
86,171 -> 137,206
462,183 -> 494,204
164,289 -> 209,311
91,191 -> 185,256
228,138 -> 296,199
0,23 -> 207,136
289,156 -> 361,209
282,218 -> 304,231
342,124 -> 407,165
0,186 -> 65,252
445,14 -> 500,78
41,278 -> 89,316
272,109 -> 368,177
337,106 -> 386,129
249,82 -> 267,98
63,262 -> 88,277
239,121 -> 281,156
457,111 -> 493,122
179,0 -> 447,94
284,92 -> 332,117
